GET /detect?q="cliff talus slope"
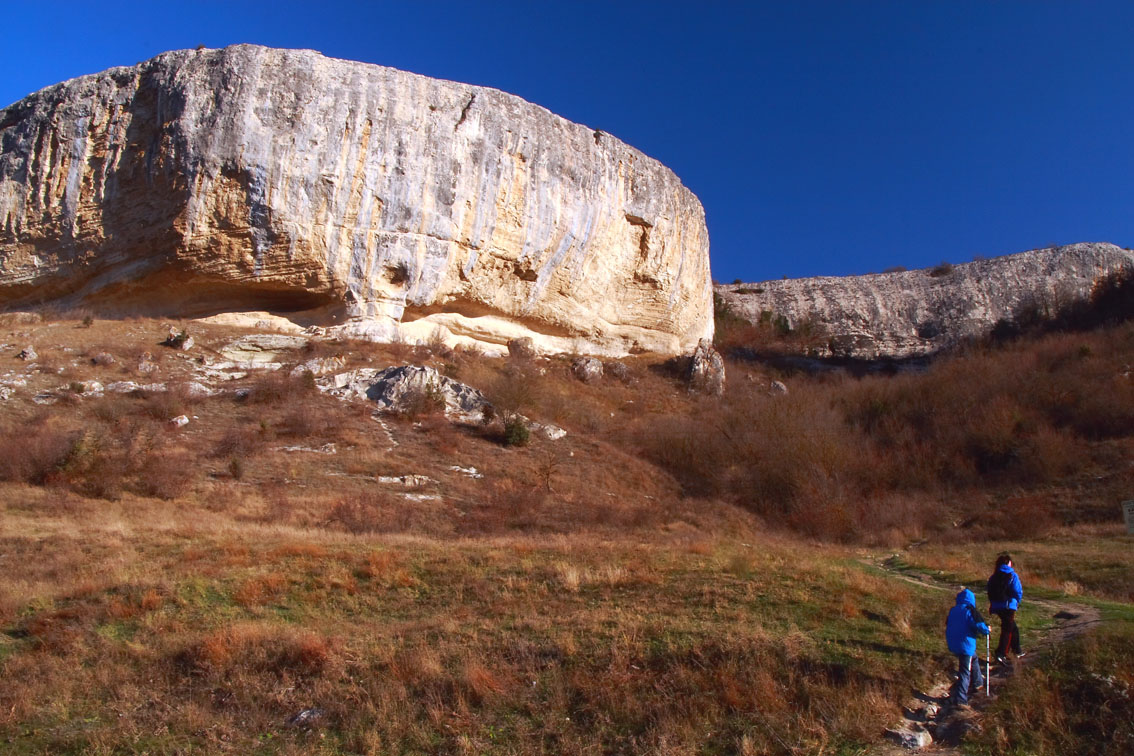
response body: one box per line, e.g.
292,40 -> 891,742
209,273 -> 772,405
717,243 -> 1134,359
0,45 -> 712,355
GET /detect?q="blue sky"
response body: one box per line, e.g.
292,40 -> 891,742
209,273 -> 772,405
2,1 -> 1132,282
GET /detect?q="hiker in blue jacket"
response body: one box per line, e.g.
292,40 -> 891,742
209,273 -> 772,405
987,553 -> 1024,663
946,588 -> 991,706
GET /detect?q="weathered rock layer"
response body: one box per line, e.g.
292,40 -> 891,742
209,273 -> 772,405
0,45 -> 713,355
718,243 -> 1134,359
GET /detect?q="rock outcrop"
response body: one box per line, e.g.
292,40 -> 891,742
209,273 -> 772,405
0,45 -> 712,356
717,243 -> 1134,359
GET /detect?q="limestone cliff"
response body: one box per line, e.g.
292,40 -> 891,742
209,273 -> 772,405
0,45 -> 712,355
717,243 -> 1134,359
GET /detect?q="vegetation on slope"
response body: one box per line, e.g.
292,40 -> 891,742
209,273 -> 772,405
0,294 -> 1130,753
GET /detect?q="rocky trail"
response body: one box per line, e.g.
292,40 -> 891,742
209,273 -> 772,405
869,554 -> 1103,754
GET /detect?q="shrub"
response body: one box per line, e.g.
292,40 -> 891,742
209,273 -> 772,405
394,380 -> 447,420
243,371 -> 316,405
503,415 -> 530,447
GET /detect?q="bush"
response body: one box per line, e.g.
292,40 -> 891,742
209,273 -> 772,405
503,415 -> 530,447
971,624 -> 1134,756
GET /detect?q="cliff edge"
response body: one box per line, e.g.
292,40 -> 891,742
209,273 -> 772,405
0,45 -> 713,355
717,243 -> 1134,359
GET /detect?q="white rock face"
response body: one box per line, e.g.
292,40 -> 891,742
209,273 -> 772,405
718,243 -> 1134,359
0,45 -> 713,356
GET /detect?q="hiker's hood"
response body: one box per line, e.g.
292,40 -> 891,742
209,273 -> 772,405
955,588 -> 976,607
997,564 -> 1016,575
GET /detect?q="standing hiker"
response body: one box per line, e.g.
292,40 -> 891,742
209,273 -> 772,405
946,588 -> 991,706
987,553 -> 1025,663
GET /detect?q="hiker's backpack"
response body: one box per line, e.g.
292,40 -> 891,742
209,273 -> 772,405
988,570 -> 1011,603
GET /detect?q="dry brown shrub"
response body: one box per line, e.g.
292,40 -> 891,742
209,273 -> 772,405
277,402 -> 333,437
176,623 -> 335,678
327,491 -> 432,534
212,426 -> 266,459
22,605 -> 94,654
357,550 -> 400,579
243,370 -> 316,405
233,573 -> 289,607
136,450 -> 196,500
269,543 -> 328,560
140,383 -> 196,421
0,422 -> 77,484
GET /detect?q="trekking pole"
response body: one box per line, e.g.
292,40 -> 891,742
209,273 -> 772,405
986,633 -> 990,696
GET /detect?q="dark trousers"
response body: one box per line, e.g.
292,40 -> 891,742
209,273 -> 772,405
994,608 -> 1022,656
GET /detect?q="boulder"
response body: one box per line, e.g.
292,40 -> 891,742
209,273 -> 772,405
571,356 -> 604,383
322,365 -> 491,424
884,726 -> 933,749
219,334 -> 309,366
16,346 -> 36,361
0,45 -> 713,357
687,338 -> 725,395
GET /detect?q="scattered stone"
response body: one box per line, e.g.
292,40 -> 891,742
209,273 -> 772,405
376,474 -> 436,488
90,352 -> 116,366
170,415 -> 190,427
769,380 -> 788,395
16,346 -> 37,361
529,421 -> 568,441
450,465 -> 483,479
137,351 -> 159,374
687,338 -> 725,395
571,356 -> 604,383
106,381 -> 142,393
279,443 -> 338,454
884,726 -> 933,749
32,392 -> 57,405
286,708 -> 325,729
402,492 -> 442,502
291,356 -> 346,377
71,380 -> 104,395
184,381 -> 217,399
0,386 -> 12,401
508,337 -> 537,359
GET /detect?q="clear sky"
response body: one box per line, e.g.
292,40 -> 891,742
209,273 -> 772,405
2,1 -> 1132,282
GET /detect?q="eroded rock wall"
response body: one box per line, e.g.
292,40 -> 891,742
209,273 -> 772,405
717,243 -> 1134,359
0,45 -> 713,355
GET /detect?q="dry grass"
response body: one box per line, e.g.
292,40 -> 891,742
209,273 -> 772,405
0,311 -> 1131,753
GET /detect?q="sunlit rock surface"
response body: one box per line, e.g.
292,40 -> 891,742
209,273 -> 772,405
717,243 -> 1134,359
0,45 -> 713,356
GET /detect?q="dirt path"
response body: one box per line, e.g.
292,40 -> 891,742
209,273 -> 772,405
867,554 -> 1103,754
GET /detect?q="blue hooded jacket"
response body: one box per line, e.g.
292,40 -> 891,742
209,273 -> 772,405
987,564 -> 1023,611
946,589 -> 990,656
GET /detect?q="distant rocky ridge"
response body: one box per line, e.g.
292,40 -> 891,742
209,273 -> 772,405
717,243 -> 1134,359
0,45 -> 712,356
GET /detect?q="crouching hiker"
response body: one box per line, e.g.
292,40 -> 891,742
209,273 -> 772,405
946,588 -> 991,707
